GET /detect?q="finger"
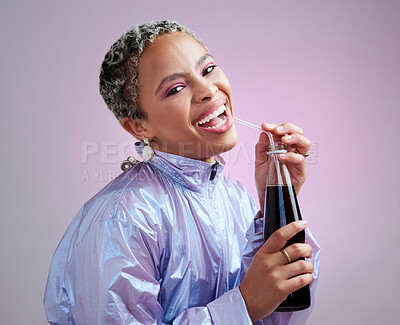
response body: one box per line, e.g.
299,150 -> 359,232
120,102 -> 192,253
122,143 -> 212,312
278,243 -> 313,265
281,273 -> 313,294
256,131 -> 270,149
278,152 -> 306,165
258,123 -> 281,144
262,221 -> 308,254
279,259 -> 314,279
255,133 -> 270,164
261,122 -> 279,132
255,132 -> 280,165
274,122 -> 304,136
256,122 -> 281,163
281,134 -> 311,155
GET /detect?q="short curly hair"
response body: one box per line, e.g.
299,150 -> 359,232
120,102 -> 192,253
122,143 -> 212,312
99,20 -> 206,122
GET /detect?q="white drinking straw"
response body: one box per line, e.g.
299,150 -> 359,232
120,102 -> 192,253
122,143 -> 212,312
234,117 -> 284,186
234,117 -> 274,145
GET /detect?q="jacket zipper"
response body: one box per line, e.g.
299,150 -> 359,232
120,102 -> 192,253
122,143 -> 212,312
209,161 -> 219,181
205,163 -> 226,293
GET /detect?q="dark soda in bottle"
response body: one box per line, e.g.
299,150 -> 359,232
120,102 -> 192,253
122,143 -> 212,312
263,143 -> 311,312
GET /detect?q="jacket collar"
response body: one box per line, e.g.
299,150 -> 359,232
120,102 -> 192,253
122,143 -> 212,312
135,142 -> 225,192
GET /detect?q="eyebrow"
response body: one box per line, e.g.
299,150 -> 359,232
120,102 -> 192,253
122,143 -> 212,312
196,53 -> 214,70
155,53 -> 214,95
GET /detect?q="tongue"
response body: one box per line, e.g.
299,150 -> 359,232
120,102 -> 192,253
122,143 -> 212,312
199,114 -> 224,128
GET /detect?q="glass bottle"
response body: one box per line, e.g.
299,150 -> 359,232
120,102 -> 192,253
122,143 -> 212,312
263,142 -> 311,312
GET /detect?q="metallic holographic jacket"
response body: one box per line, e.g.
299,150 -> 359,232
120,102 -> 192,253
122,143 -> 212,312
44,144 -> 320,324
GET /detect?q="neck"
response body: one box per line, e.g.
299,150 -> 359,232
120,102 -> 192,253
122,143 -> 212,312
151,143 -> 217,164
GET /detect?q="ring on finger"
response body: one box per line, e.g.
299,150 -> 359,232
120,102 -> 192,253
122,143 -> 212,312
295,149 -> 310,158
280,248 -> 292,264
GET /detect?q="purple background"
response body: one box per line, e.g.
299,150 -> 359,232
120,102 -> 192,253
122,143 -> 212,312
1,1 -> 399,324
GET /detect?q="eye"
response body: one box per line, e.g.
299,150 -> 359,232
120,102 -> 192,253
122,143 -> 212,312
202,64 -> 218,76
166,85 -> 185,97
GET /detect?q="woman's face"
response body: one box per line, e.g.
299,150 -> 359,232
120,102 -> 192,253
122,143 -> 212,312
134,31 -> 237,163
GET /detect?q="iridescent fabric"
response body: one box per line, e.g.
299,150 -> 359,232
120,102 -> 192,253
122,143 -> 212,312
44,144 -> 320,324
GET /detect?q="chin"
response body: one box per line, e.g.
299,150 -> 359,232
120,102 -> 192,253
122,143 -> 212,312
212,128 -> 238,156
222,136 -> 238,153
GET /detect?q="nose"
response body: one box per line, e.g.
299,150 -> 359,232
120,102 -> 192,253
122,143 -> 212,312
193,78 -> 218,102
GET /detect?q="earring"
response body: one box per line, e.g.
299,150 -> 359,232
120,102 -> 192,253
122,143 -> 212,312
121,156 -> 139,171
142,137 -> 154,161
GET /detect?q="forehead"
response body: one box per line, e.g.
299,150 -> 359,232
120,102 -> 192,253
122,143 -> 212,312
138,32 -> 208,84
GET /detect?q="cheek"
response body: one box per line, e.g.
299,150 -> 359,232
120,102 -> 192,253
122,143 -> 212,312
149,100 -> 191,129
169,95 -> 193,118
216,71 -> 232,95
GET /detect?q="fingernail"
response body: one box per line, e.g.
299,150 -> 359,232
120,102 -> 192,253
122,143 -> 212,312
278,153 -> 287,158
276,126 -> 284,132
298,220 -> 308,227
283,135 -> 292,140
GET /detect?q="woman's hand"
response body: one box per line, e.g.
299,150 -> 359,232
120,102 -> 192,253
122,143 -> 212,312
255,122 -> 311,216
239,221 -> 314,322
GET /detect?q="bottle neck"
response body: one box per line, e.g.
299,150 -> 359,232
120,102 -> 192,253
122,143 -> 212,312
267,142 -> 287,155
265,142 -> 292,187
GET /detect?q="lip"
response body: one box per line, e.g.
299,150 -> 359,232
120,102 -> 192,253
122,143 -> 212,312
193,98 -> 233,134
194,98 -> 226,123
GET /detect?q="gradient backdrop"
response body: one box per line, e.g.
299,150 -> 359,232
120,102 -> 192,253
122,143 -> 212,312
1,0 -> 399,324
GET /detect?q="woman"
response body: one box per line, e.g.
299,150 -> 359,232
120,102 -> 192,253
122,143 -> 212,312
44,20 -> 320,324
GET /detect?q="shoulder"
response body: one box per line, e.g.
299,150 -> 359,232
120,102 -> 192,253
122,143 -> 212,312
44,162 -> 167,321
71,162 -> 172,241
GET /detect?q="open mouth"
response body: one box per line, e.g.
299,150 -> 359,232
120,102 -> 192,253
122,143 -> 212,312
196,105 -> 228,129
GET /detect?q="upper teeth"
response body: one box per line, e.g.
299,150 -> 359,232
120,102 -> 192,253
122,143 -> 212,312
197,105 -> 226,125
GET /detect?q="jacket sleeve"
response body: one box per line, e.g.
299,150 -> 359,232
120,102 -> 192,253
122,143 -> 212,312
64,207 -> 254,325
240,212 -> 321,325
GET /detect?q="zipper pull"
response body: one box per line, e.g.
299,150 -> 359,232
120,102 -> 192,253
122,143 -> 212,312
209,161 -> 220,181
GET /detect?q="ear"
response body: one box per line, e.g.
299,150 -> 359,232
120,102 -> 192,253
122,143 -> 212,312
120,117 -> 154,140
